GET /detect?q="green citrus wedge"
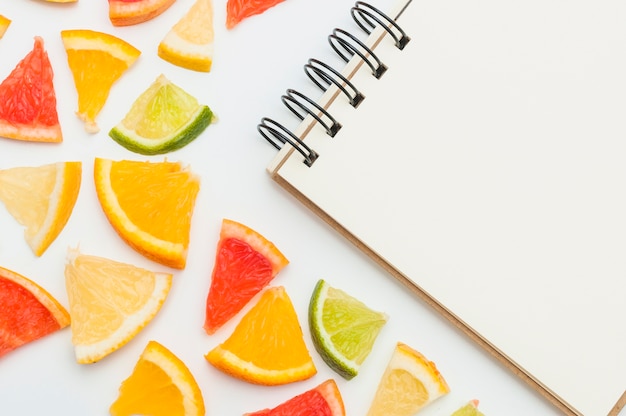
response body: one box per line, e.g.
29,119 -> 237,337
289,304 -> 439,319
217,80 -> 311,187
308,279 -> 388,379
451,400 -> 484,416
109,74 -> 214,155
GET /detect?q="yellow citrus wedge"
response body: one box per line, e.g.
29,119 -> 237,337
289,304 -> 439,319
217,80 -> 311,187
0,15 -> 11,39
64,249 -> 173,364
205,286 -> 317,385
61,29 -> 140,133
0,162 -> 81,256
93,158 -> 200,269
158,0 -> 214,72
451,400 -> 484,416
110,340 -> 205,416
366,342 -> 450,416
1,265 -> 70,357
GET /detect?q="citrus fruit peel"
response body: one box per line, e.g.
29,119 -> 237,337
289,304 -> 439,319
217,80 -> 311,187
0,15 -> 11,39
309,279 -> 388,379
110,340 -> 205,416
0,162 -> 82,256
158,0 -> 215,72
244,379 -> 346,416
204,218 -> 289,334
109,0 -> 177,26
0,37 -> 62,142
93,158 -> 200,269
109,74 -> 214,155
0,266 -> 70,357
64,249 -> 173,363
226,0 -> 286,29
61,29 -> 141,133
206,286 -> 317,385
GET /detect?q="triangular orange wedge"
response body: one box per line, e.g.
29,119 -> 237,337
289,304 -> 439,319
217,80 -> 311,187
205,286 -> 316,385
0,266 -> 70,357
109,0 -> 177,26
204,218 -> 288,334
0,15 -> 11,39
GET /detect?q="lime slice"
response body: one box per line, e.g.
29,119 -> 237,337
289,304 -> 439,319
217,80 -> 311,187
109,74 -> 214,155
451,400 -> 484,416
308,279 -> 388,379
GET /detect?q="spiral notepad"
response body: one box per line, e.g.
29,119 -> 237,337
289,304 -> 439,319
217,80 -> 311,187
259,1 -> 626,415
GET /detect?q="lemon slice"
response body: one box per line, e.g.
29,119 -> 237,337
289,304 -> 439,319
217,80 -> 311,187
109,74 -> 214,155
0,15 -> 11,39
367,342 -> 450,416
308,279 -> 387,379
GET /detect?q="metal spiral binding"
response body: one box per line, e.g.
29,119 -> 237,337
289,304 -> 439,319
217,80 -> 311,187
257,118 -> 319,167
304,58 -> 365,108
281,89 -> 342,137
351,1 -> 411,50
328,28 -> 387,79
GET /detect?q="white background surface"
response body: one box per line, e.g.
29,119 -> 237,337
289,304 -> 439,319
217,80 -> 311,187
0,0 -> 587,415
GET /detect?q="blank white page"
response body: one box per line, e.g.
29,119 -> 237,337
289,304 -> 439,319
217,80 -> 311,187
269,1 -> 626,415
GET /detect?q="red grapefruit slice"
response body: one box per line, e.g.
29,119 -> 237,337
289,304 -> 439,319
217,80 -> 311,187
226,0 -> 286,29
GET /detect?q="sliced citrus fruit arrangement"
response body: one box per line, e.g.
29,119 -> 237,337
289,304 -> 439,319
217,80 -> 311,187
0,162 -> 81,256
366,342 -> 450,416
451,400 -> 484,416
110,340 -> 205,416
158,0 -> 214,72
226,0 -> 286,29
244,379 -> 346,416
0,266 -> 70,358
64,249 -> 173,363
61,29 -> 140,133
204,218 -> 288,335
309,279 -> 387,380
109,0 -> 177,26
205,286 -> 316,385
93,157 -> 200,269
0,14 -> 11,39
0,36 -> 61,142
109,74 -> 214,155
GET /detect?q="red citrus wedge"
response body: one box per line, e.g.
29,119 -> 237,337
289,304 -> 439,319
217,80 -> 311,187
244,379 -> 346,416
203,218 -> 289,334
226,0 -> 286,29
0,37 -> 62,142
0,266 -> 70,357
109,0 -> 178,26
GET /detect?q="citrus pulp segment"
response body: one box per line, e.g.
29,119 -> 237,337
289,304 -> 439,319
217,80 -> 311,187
0,36 -> 62,142
64,249 -> 173,363
93,157 -> 200,269
61,29 -> 141,133
158,0 -> 214,72
451,400 -> 484,416
0,162 -> 82,256
205,286 -> 317,385
109,0 -> 177,26
366,342 -> 450,416
226,0 -> 286,29
308,278 -> 387,379
204,218 -> 289,335
109,74 -> 214,155
243,379 -> 346,416
110,340 -> 205,416
0,266 -> 70,358
0,15 -> 10,39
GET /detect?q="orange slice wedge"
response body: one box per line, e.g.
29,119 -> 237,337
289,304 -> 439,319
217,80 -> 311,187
109,0 -> 177,26
205,286 -> 316,385
0,15 -> 11,39
0,162 -> 81,256
0,266 -> 70,357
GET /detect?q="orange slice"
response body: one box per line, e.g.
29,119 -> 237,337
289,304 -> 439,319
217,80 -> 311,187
109,0 -> 177,26
0,37 -> 62,142
366,342 -> 450,416
61,29 -> 140,133
205,286 -> 316,385
0,15 -> 11,39
0,265 -> 70,357
64,249 -> 173,363
93,158 -> 200,269
244,379 -> 346,416
204,218 -> 289,334
158,0 -> 214,72
0,162 -> 81,256
110,340 -> 205,416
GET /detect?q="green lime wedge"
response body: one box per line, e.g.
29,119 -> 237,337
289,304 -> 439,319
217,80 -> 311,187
308,279 -> 388,379
451,401 -> 485,416
109,74 -> 214,155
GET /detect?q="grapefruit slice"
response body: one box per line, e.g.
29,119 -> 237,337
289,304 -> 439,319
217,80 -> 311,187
0,266 -> 70,357
109,0 -> 178,26
0,37 -> 62,142
203,218 -> 289,334
0,15 -> 11,39
244,379 -> 346,416
226,0 -> 286,29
